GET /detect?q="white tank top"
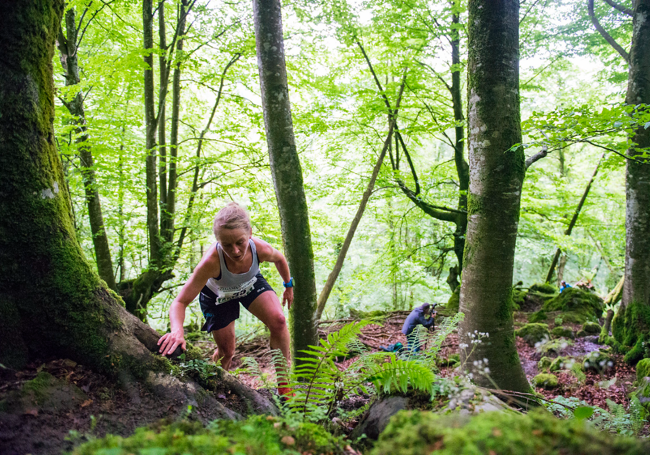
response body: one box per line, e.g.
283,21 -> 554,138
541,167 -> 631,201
205,240 -> 260,305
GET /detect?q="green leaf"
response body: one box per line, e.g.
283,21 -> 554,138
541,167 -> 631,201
574,406 -> 594,420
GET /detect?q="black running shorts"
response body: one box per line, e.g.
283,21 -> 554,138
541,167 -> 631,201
199,272 -> 274,332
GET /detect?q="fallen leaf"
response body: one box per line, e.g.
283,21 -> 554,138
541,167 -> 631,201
273,422 -> 282,429
492,428 -> 502,437
281,436 -> 295,446
81,399 -> 93,408
24,408 -> 38,416
532,429 -> 543,436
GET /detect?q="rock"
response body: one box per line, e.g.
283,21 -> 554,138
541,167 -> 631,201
550,326 -> 574,339
637,358 -> 650,382
542,288 -> 603,324
515,323 -> 550,347
446,385 -> 509,414
583,349 -> 614,373
533,373 -> 559,389
528,310 -> 548,323
536,338 -> 573,357
2,371 -> 87,414
576,321 -> 601,337
352,396 -> 409,441
371,409 -> 650,455
537,356 -> 553,372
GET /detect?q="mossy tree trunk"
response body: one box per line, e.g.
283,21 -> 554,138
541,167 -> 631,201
252,0 -> 319,362
0,2 -> 272,420
0,0 -> 163,375
57,6 -> 116,291
458,0 -> 530,392
613,0 -> 650,364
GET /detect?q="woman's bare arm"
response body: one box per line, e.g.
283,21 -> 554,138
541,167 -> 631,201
253,238 -> 294,308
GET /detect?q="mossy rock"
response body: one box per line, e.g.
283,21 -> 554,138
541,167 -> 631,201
611,300 -> 650,364
542,288 -> 603,324
537,356 -> 553,372
630,378 -> 650,410
73,415 -> 352,455
446,288 -> 460,313
512,289 -> 526,310
515,323 -> 550,347
550,326 -> 575,339
537,338 -> 573,356
637,358 -> 650,382
533,373 -> 559,389
576,321 -> 601,338
371,408 -> 650,455
583,349 -> 614,373
4,371 -> 87,414
549,356 -> 580,373
529,283 -> 558,295
528,310 -> 547,323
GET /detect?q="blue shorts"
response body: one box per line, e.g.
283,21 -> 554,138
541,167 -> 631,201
199,272 -> 274,332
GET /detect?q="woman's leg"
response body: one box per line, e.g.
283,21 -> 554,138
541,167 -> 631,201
247,291 -> 291,364
211,321 -> 237,370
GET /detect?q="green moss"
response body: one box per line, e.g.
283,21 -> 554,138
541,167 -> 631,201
21,372 -> 57,403
550,326 -> 574,339
583,349 -> 614,373
612,301 -> 650,364
636,358 -> 650,382
512,289 -> 526,310
533,373 -> 559,389
515,323 -> 550,346
528,310 -> 547,323
529,283 -> 557,295
542,288 -> 603,324
372,408 -> 650,455
549,356 -> 578,373
446,288 -> 460,313
536,338 -> 573,356
72,414 -> 352,454
580,321 -> 601,336
537,356 -> 553,372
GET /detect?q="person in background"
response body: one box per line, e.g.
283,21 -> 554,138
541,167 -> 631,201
560,280 -> 572,293
402,303 -> 436,352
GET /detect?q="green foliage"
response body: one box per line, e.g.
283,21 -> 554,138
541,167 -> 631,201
371,408 -> 650,455
545,396 -> 647,437
532,373 -> 559,389
365,353 -> 435,396
72,414 -> 352,455
515,323 -> 550,346
537,356 -> 553,372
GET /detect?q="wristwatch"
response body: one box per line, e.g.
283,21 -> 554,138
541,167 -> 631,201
283,277 -> 294,288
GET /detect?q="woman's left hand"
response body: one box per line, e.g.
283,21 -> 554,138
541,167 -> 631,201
282,287 -> 294,309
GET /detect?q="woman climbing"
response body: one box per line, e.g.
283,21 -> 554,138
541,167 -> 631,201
158,202 -> 293,393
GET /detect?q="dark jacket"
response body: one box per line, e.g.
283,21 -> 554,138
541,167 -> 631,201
402,304 -> 435,336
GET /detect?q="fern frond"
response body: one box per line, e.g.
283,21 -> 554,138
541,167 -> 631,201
365,353 -> 435,395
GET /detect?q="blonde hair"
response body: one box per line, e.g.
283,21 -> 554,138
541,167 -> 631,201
213,202 -> 252,238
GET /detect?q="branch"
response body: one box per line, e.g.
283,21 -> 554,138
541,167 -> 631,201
525,144 -> 549,169
602,0 -> 633,16
588,0 -> 630,63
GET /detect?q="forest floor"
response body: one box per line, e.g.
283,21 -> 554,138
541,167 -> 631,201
0,308 -> 647,454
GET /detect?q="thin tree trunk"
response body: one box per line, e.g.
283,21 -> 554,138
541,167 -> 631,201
314,77 -> 407,320
56,7 -> 116,290
613,0 -> 650,364
165,0 -> 189,245
143,0 -> 160,268
252,0 -> 318,362
158,1 -> 168,232
459,0 -> 530,393
545,153 -> 605,283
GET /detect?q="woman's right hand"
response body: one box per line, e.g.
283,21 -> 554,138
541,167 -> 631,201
158,328 -> 187,356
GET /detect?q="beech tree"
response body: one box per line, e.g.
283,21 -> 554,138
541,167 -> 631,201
458,0 -> 530,392
252,0 -> 319,360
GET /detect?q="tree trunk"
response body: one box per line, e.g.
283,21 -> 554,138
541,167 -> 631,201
0,2 -> 275,422
545,153 -> 604,283
458,0 -> 530,392
158,0 -> 168,234
252,0 -> 318,362
57,7 -> 116,290
613,0 -> 650,364
143,0 -> 161,269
